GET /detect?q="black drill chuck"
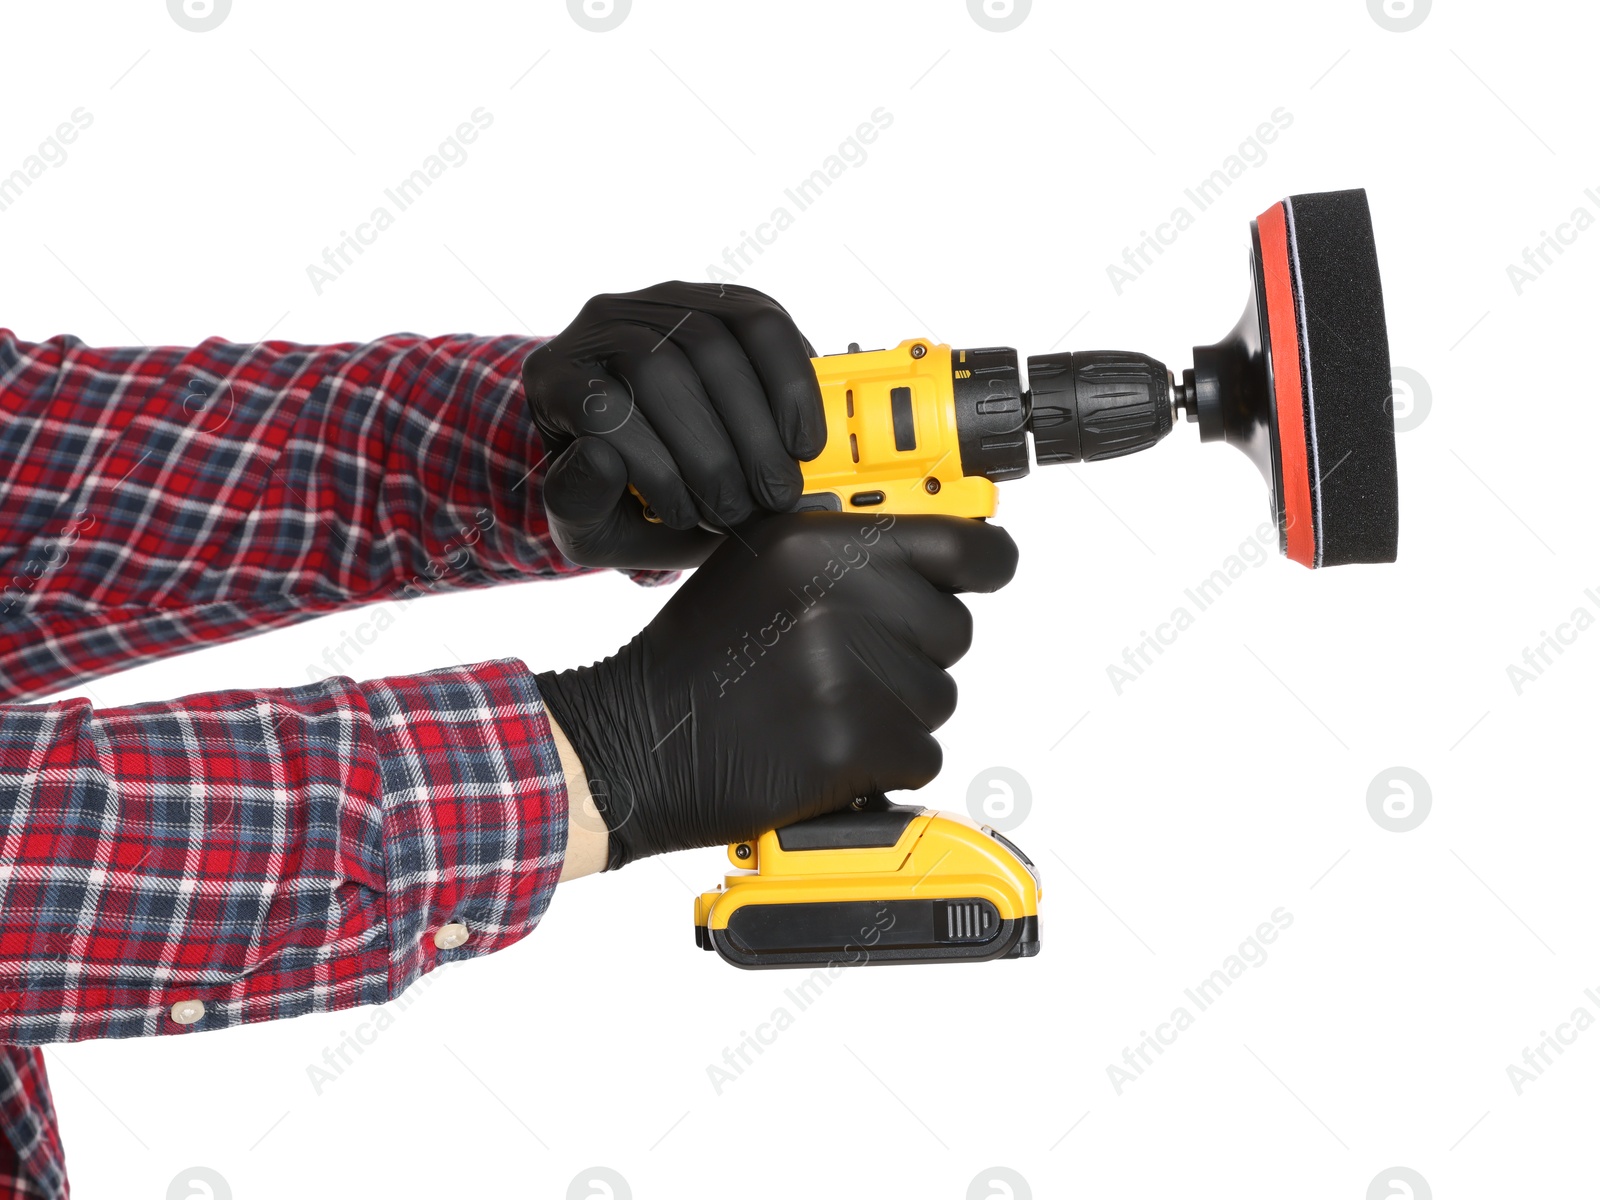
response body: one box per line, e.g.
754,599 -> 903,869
1024,351 -> 1174,464
946,346 -> 1177,481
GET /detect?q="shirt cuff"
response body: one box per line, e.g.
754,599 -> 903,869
368,658 -> 568,996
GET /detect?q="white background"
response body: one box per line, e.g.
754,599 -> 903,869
2,1 -> 1596,1197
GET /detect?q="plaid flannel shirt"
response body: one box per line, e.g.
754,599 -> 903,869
0,328 -> 667,1197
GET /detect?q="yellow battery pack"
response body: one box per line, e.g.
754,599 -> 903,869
694,798 -> 1040,969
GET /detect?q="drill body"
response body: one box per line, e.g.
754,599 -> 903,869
797,339 -> 1176,519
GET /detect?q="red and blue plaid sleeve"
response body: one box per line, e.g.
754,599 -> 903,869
0,328 -> 673,705
0,656 -> 566,1043
0,327 -> 671,1196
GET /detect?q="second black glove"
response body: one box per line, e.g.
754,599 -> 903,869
534,513 -> 1018,868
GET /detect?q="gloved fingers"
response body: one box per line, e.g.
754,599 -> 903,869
658,310 -> 807,513
561,360 -> 703,531
855,721 -> 944,795
798,708 -> 944,804
717,298 -> 827,462
745,515 -> 996,660
532,284 -> 824,519
522,347 -> 590,441
629,281 -> 827,461
848,623 -> 960,730
881,727 -> 943,793
870,574 -> 976,669
544,437 -> 722,569
878,515 -> 1021,594
526,344 -> 704,531
598,323 -> 757,530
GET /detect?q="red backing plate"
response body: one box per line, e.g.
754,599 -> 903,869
1256,202 -> 1316,567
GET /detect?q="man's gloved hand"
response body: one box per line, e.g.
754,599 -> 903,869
523,282 -> 827,571
534,514 -> 1019,868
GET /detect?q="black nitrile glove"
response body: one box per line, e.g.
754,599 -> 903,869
523,282 -> 826,571
534,514 -> 1019,868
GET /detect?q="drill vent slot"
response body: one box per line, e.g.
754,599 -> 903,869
890,386 -> 916,451
941,900 -> 998,943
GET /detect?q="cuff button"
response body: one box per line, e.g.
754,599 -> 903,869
433,922 -> 471,950
170,999 -> 206,1025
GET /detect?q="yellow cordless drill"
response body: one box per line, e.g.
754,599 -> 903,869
694,189 -> 1398,968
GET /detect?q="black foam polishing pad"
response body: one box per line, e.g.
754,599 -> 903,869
1256,189 -> 1399,567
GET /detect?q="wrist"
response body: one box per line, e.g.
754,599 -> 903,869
535,652 -> 661,870
548,711 -> 610,880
